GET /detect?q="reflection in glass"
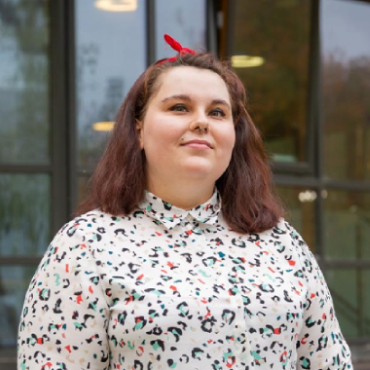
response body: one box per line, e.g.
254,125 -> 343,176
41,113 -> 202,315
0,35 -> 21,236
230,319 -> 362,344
95,0 -> 137,12
0,0 -> 50,165
324,190 -> 370,260
0,266 -> 36,348
231,0 -> 311,163
155,0 -> 206,60
76,0 -> 147,169
326,269 -> 370,338
77,175 -> 91,205
321,0 -> 370,181
276,186 -> 316,252
0,175 -> 50,256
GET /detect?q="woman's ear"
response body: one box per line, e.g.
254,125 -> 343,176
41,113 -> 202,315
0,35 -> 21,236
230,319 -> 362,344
136,119 -> 144,149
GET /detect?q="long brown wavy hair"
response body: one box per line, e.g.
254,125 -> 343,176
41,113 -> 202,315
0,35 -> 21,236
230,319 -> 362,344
74,53 -> 285,233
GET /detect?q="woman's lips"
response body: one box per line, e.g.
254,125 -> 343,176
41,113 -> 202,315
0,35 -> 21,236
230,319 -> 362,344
183,143 -> 211,149
181,140 -> 213,149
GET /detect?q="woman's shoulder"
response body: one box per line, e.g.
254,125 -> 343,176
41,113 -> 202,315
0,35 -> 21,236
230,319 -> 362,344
257,217 -> 313,258
254,216 -> 298,240
60,207 -> 143,234
52,207 -> 145,250
46,209 -> 115,253
42,209 -> 132,265
55,209 -> 110,238
269,217 -> 306,243
272,217 -> 316,264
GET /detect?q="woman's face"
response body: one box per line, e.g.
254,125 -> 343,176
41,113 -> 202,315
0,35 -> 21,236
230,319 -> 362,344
137,66 -> 236,189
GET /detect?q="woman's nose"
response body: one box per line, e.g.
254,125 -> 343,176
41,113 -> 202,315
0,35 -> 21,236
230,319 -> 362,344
194,122 -> 209,133
189,113 -> 209,133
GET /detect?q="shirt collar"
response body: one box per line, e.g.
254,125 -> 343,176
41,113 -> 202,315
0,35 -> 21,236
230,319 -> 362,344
139,189 -> 221,229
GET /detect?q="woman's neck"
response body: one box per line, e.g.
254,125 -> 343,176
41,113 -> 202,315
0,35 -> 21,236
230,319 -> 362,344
147,180 -> 214,210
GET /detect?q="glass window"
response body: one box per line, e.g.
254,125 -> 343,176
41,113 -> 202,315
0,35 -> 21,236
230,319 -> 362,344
230,0 -> 312,164
77,175 -> 91,204
0,0 -> 50,165
76,0 -> 147,170
324,190 -> 370,260
326,269 -> 370,339
276,186 -> 316,252
0,266 -> 37,350
0,174 -> 50,256
155,0 -> 207,60
321,0 -> 370,181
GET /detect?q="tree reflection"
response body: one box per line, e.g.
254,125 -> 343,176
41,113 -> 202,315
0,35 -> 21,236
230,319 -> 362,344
76,41 -> 124,169
323,52 -> 370,181
232,0 -> 311,162
0,1 -> 50,256
0,0 -> 49,164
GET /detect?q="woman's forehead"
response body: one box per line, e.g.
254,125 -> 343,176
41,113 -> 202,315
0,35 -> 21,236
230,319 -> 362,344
153,66 -> 230,102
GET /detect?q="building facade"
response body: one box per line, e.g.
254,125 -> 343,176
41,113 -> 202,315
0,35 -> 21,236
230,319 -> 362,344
0,0 -> 369,367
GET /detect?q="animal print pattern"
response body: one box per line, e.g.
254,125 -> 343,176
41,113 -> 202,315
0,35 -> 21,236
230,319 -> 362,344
18,189 -> 353,369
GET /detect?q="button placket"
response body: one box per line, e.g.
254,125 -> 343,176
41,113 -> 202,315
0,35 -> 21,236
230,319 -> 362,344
232,295 -> 249,363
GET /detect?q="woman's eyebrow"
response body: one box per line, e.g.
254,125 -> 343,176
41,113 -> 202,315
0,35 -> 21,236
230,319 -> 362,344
212,99 -> 231,110
161,95 -> 231,110
161,94 -> 192,103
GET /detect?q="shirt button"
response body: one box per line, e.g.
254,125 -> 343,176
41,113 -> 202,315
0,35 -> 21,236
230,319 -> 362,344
214,205 -> 220,211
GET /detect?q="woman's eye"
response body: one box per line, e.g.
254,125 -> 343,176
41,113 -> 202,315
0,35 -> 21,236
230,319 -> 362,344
170,104 -> 188,112
210,109 -> 225,117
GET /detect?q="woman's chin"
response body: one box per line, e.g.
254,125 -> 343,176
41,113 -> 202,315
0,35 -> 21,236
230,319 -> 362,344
179,161 -> 224,180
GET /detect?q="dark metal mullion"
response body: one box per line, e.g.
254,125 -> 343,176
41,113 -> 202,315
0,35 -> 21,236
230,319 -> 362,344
206,0 -> 217,54
306,0 -> 320,176
270,161 -> 312,175
274,175 -> 370,192
325,259 -> 370,269
314,0 -> 326,270
347,337 -> 370,346
274,175 -> 320,188
323,180 -> 370,192
0,165 -> 51,173
146,0 -> 156,66
66,0 -> 77,217
0,256 -> 42,266
50,0 -> 69,236
224,0 -> 236,58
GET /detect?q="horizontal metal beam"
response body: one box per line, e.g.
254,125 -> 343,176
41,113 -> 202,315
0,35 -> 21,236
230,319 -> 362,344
269,161 -> 313,176
274,175 -> 370,192
273,175 -> 320,188
0,165 -> 51,173
325,259 -> 370,269
0,256 -> 42,265
322,179 -> 370,192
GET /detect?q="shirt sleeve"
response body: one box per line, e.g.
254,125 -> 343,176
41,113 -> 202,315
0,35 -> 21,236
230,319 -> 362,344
287,224 -> 353,370
17,220 -> 110,370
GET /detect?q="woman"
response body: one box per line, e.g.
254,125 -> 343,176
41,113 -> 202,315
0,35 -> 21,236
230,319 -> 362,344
18,35 -> 352,370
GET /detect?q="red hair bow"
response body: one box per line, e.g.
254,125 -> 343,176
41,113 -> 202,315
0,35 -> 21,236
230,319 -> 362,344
158,34 -> 197,63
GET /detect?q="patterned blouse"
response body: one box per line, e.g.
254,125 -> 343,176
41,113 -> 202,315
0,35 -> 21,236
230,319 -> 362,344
18,189 -> 353,370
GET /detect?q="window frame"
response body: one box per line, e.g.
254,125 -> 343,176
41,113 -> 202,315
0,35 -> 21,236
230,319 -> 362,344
1,0 -> 370,363
218,0 -> 319,176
